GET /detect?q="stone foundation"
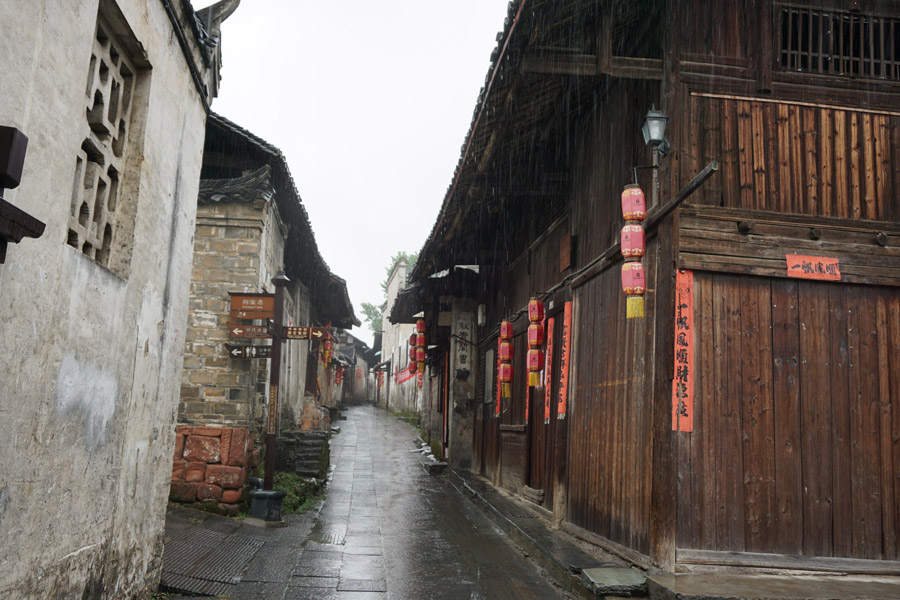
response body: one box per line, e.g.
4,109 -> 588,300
170,425 -> 257,513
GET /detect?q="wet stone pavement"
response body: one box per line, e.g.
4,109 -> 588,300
229,405 -> 564,599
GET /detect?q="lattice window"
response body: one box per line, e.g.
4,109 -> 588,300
67,14 -> 138,272
778,4 -> 900,80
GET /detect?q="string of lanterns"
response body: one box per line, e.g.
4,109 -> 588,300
620,184 -> 646,319
526,298 -> 544,387
498,320 -> 513,398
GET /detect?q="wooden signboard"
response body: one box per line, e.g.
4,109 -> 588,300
225,344 -> 272,359
556,301 -> 572,419
672,270 -> 694,432
785,254 -> 841,281
229,293 -> 275,319
228,323 -> 271,339
283,326 -> 329,340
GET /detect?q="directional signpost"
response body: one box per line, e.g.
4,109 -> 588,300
229,293 -> 274,320
227,283 -> 331,501
283,326 -> 329,340
225,344 -> 272,359
228,323 -> 271,339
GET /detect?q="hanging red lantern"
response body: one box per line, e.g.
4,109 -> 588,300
409,332 -> 417,346
527,298 -> 545,387
416,347 -> 426,363
621,183 -> 647,320
528,298 -> 545,323
500,320 -> 514,340
621,262 -> 646,318
409,346 -> 416,361
498,362 -> 513,398
620,224 -> 645,258
621,184 -> 646,221
416,319 -> 426,333
527,348 -> 545,373
409,360 -> 418,374
416,333 -> 426,347
498,341 -> 513,362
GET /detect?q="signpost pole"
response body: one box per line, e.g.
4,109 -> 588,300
264,271 -> 290,490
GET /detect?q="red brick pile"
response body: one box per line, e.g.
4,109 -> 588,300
170,426 -> 256,513
299,399 -> 331,432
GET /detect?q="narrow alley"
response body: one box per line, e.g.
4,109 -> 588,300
213,406 -> 565,599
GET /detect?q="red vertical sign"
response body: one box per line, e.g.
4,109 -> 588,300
543,317 -> 555,423
557,301 -> 572,419
495,337 -> 502,417
672,270 -> 694,432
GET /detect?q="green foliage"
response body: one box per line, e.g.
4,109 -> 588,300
360,302 -> 383,333
274,471 -> 325,514
379,251 -> 418,294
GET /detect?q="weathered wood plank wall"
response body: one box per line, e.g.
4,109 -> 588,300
677,273 -> 900,560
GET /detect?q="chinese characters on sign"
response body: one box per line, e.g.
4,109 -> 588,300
785,254 -> 841,281
557,301 -> 572,420
671,270 -> 694,432
229,293 -> 275,319
495,338 -> 502,417
544,317 -> 555,423
455,315 -> 473,370
267,385 -> 278,434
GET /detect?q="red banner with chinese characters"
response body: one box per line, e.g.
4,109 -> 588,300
397,363 -> 417,384
544,317 -> 555,423
557,302 -> 572,419
785,254 -> 841,281
672,270 -> 694,432
496,337 -> 502,417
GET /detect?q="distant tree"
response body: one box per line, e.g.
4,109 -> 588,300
360,302 -> 383,333
362,251 -> 418,333
380,251 -> 418,294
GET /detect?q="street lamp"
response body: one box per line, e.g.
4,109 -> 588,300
641,105 -> 667,147
638,105 -> 670,209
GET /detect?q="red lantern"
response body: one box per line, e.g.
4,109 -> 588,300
416,333 -> 426,347
498,362 -> 513,398
621,225 -> 645,258
417,361 -> 425,376
527,323 -> 544,347
527,348 -> 545,371
498,341 -> 513,362
416,347 -> 426,362
500,320 -> 514,340
409,360 -> 418,374
528,298 -> 544,323
621,184 -> 646,222
416,319 -> 426,333
409,346 -> 416,361
621,262 -> 646,295
621,262 -> 646,318
323,339 -> 333,351
409,332 -> 417,346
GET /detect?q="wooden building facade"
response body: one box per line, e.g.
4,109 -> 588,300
393,0 -> 900,573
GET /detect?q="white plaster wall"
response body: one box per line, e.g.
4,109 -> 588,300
0,0 -> 208,597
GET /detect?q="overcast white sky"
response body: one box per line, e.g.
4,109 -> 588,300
196,0 -> 512,345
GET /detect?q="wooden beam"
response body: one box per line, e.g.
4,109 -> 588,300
522,52 -> 662,80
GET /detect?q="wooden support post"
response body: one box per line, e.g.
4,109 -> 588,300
264,271 -> 289,491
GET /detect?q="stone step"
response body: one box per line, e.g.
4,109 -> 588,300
582,567 -> 647,597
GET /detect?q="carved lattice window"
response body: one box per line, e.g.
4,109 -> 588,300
67,14 -> 139,272
778,4 -> 900,81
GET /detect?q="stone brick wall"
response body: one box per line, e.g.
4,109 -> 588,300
170,426 -> 256,513
180,199 -> 268,427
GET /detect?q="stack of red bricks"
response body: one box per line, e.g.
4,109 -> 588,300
170,425 -> 255,514
299,399 -> 331,432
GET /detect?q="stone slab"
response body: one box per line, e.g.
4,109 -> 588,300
582,567 -> 647,597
